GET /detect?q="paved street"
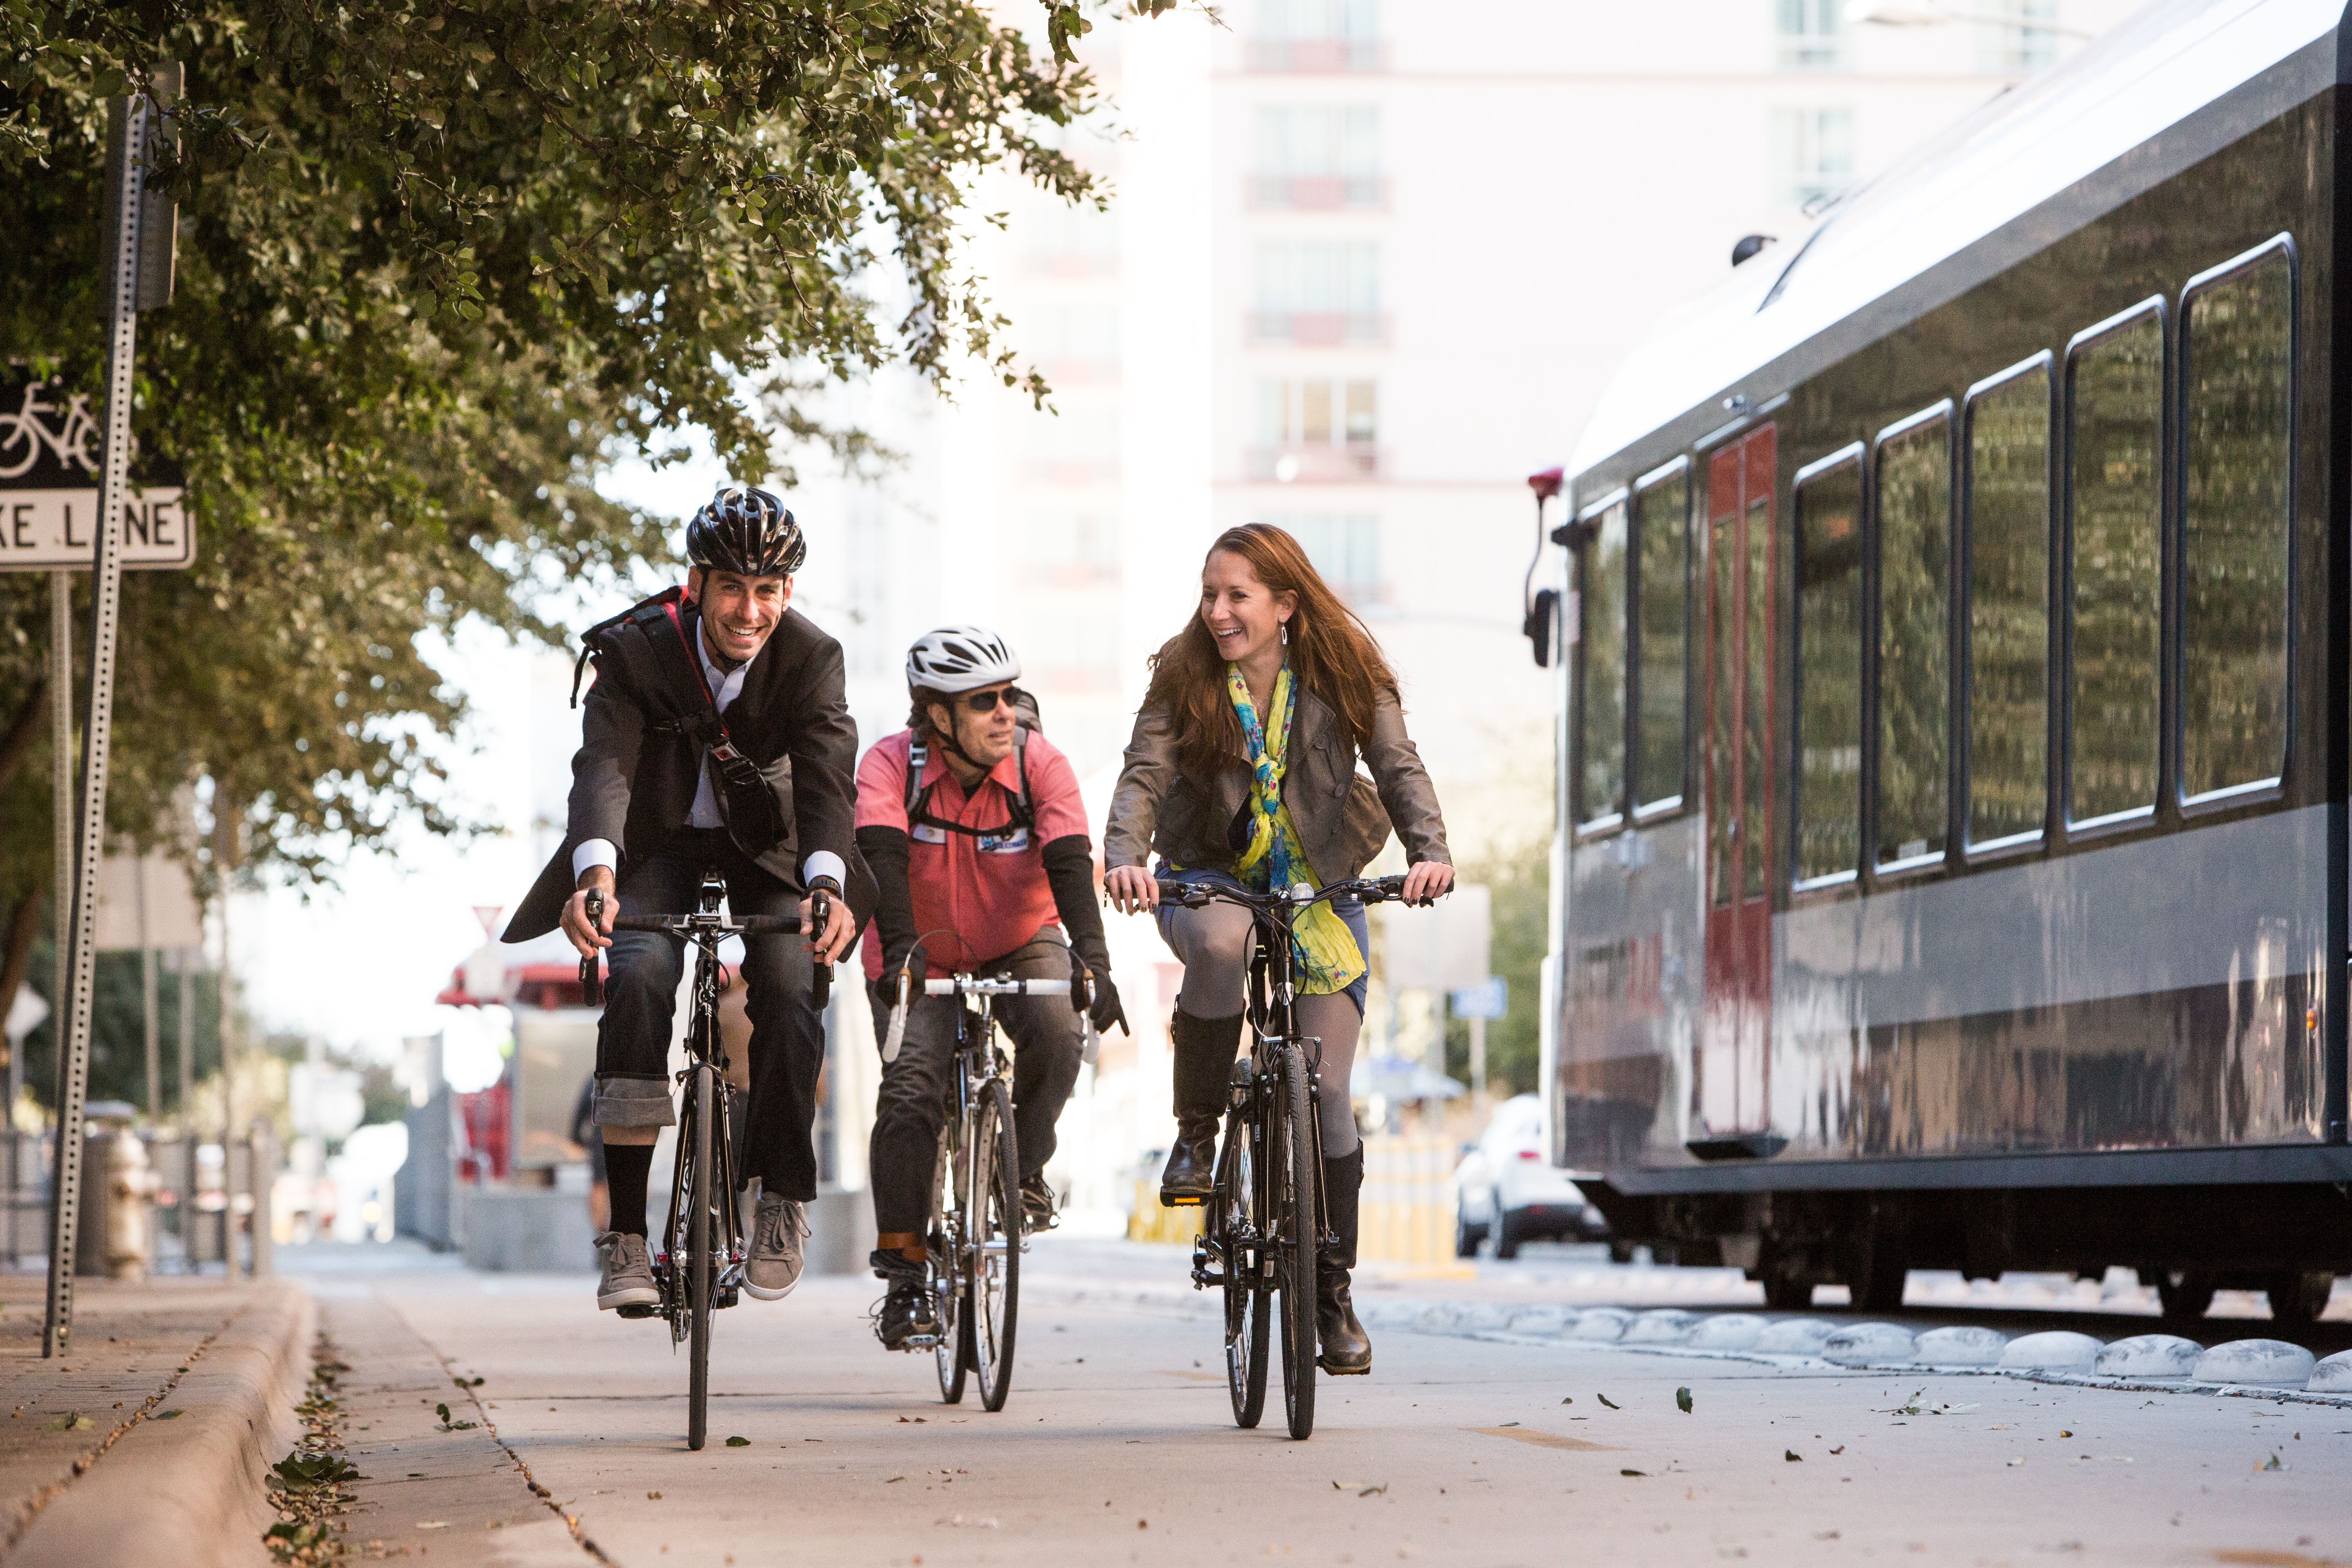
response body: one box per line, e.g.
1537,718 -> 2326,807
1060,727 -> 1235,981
291,1239 -> 2349,1568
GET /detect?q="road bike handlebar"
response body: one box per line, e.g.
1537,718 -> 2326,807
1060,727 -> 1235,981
578,889 -> 814,1008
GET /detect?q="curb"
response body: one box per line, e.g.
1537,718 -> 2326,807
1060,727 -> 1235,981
12,1279 -> 315,1568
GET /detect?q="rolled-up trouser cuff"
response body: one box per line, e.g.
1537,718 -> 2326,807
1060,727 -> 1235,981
592,1074 -> 677,1128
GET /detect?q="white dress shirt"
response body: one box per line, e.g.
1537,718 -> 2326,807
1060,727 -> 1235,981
572,619 -> 846,890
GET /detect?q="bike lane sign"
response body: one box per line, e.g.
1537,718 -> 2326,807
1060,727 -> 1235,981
0,376 -> 190,572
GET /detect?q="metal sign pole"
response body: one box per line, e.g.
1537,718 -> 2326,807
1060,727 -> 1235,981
43,89 -> 149,1358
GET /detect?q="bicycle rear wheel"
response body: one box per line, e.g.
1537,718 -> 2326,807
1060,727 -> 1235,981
1214,1107 -> 1269,1429
970,1080 -> 1022,1412
931,1127 -> 967,1405
1274,1044 -> 1318,1440
685,1061 -> 715,1452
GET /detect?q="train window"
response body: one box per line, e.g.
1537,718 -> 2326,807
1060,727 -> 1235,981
1874,404 -> 1952,870
1963,356 -> 2052,850
2065,300 -> 2165,828
1634,461 -> 1690,811
2180,237 -> 2294,803
1706,485 -> 1736,904
1793,447 -> 1864,887
1575,494 -> 1629,829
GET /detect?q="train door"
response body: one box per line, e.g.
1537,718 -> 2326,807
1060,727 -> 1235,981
1698,426 -> 1775,1143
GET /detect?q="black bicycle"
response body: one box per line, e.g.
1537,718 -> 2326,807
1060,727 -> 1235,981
878,966 -> 1097,1412
580,873 -> 832,1452
1161,873 -> 1411,1441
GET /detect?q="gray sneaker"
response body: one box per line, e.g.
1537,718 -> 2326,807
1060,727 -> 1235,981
743,1193 -> 811,1301
595,1231 -> 659,1312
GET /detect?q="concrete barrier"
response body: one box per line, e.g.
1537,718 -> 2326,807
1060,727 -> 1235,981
1359,1134 -> 1452,1264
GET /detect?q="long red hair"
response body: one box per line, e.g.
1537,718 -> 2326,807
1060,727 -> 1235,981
1143,523 -> 1399,777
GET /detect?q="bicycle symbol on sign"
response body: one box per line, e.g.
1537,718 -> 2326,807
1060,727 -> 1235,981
0,382 -> 99,481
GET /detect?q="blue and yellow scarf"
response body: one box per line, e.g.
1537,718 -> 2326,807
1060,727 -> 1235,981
1226,663 -> 1365,996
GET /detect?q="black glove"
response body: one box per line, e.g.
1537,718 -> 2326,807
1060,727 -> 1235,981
1071,952 -> 1128,1036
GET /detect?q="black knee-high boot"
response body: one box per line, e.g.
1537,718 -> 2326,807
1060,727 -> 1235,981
1160,1008 -> 1242,1205
1317,1145 -> 1370,1373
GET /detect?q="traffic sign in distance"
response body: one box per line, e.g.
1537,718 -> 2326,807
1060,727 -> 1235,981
1450,976 -> 1508,1020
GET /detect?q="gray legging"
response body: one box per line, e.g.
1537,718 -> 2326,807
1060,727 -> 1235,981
1158,899 -> 1363,1158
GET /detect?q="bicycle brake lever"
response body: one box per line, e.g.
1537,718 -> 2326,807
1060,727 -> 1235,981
881,967 -> 911,1065
809,886 -> 834,1011
579,890 -> 604,1007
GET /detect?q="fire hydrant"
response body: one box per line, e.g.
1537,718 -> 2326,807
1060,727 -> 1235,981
100,1131 -> 159,1282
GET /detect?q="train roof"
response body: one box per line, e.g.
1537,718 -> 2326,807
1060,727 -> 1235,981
1565,0 -> 2349,498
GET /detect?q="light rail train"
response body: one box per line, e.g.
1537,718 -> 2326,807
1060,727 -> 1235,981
1542,0 -> 2352,1320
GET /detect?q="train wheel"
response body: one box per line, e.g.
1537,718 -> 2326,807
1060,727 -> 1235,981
1844,1231 -> 1910,1314
2154,1270 -> 2216,1323
2263,1270 -> 2334,1327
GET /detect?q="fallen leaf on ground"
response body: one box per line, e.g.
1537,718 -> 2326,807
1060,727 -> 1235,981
1560,1396 -> 1573,1405
1785,1451 -> 1802,1463
1676,1388 -> 1693,1414
1597,1394 -> 1620,1410
2005,1458 -> 2026,1468
43,1414 -> 91,1432
2261,1454 -> 2285,1472
1829,1446 -> 1845,1456
646,1491 -> 662,1500
417,1522 -> 448,1530
725,1436 -> 750,1447
1620,1468 -> 1647,1477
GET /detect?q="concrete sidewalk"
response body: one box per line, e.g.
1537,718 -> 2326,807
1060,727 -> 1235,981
0,1270 -> 313,1568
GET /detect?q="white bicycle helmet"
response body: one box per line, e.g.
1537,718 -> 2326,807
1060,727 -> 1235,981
905,626 -> 1021,693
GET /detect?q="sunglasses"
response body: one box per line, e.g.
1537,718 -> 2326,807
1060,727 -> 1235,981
957,687 -> 1019,714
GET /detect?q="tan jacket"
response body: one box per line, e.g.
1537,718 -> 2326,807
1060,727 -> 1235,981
1105,683 -> 1451,880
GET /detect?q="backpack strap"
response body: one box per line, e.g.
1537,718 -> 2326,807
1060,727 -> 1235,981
904,728 -> 1035,839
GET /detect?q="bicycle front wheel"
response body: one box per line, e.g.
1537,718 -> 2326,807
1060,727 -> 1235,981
1214,1108 -> 1269,1429
685,1062 -> 716,1452
931,1128 -> 967,1406
969,1079 -> 1022,1412
1274,1044 -> 1319,1440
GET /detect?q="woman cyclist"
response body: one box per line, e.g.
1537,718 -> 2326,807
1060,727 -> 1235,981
1103,523 -> 1453,1375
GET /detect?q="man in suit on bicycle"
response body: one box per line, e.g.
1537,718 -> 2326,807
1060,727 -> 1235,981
507,484 -> 866,1316
855,627 -> 1129,1349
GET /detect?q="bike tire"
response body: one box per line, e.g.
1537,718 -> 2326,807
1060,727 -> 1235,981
1214,1109 -> 1269,1429
932,1129 -> 967,1406
686,1062 -> 715,1452
971,1079 -> 1022,1412
1275,1044 -> 1318,1441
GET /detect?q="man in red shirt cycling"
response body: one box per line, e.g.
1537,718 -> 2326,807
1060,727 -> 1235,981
855,627 -> 1129,1349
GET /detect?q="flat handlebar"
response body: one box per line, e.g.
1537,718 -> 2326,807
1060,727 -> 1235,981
578,890 -> 815,1007
922,976 -> 1071,997
1152,872 -> 1422,911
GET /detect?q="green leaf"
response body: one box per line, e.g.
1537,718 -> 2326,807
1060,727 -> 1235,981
725,1435 -> 750,1447
1675,1387 -> 1693,1414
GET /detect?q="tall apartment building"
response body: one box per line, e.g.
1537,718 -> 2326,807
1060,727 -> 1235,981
757,0 -> 2139,1214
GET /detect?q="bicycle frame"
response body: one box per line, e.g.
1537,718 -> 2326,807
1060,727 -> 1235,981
653,872 -> 748,1335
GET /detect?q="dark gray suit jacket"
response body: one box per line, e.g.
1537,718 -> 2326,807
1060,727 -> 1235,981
506,601 -> 866,942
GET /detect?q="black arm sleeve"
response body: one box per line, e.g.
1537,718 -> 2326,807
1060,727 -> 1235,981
1041,834 -> 1112,975
856,825 -> 920,973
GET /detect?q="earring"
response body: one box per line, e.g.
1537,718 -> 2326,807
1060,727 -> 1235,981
1280,623 -> 1290,646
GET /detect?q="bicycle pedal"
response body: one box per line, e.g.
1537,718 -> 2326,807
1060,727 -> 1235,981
1160,1194 -> 1207,1208
614,1303 -> 659,1321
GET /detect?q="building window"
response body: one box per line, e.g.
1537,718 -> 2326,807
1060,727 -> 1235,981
1251,0 -> 1383,73
1777,0 -> 1845,69
1252,105 -> 1383,210
1268,512 -> 1383,605
1027,511 -> 1121,582
1576,499 -> 1628,829
1634,463 -> 1689,812
1024,402 -> 1121,488
1252,377 -> 1378,481
1874,407 -> 1952,871
1022,194 -> 1118,278
1033,306 -> 1121,384
1963,356 -> 2052,850
1253,240 -> 1384,347
1978,0 -> 2060,73
1794,449 -> 1864,887
1771,107 -> 1853,210
2181,238 -> 2294,802
2065,302 -> 2165,828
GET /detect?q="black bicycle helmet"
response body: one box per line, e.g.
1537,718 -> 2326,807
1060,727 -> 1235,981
686,484 -> 805,577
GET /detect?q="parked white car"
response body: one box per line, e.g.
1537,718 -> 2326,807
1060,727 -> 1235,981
1454,1094 -> 1608,1258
